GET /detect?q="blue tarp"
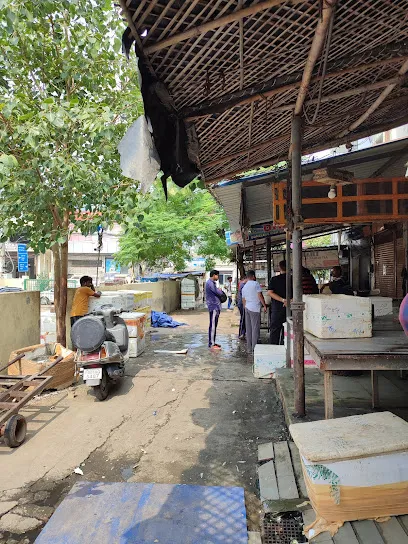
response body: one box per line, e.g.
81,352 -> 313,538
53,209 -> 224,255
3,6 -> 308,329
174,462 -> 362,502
151,311 -> 186,328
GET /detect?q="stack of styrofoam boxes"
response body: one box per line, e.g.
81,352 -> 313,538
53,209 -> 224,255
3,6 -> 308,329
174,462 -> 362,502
129,291 -> 152,328
369,296 -> 393,317
41,311 -> 57,344
290,412 -> 408,536
122,312 -> 147,358
304,294 -> 372,338
283,321 -> 317,368
253,345 -> 286,378
181,278 -> 196,310
88,292 -> 122,312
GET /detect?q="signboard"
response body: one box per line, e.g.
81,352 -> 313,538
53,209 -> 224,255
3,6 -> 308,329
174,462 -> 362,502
17,243 -> 29,273
272,250 -> 339,272
225,230 -> 243,246
248,223 -> 284,240
105,258 -> 121,273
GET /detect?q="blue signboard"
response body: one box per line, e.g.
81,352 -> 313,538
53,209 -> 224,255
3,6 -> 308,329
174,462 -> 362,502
17,244 -> 29,273
105,258 -> 121,273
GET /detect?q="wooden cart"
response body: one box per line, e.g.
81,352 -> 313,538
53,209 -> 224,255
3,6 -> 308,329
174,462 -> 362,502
0,354 -> 63,448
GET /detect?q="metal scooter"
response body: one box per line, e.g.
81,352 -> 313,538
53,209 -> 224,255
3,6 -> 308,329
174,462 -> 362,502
71,309 -> 129,401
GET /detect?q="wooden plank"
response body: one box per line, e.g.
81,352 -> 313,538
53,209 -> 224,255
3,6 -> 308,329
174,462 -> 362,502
352,520 -> 385,544
371,370 -> 380,408
324,371 -> 334,419
377,517 -> 408,543
333,522 -> 359,544
274,442 -> 299,499
303,509 -> 335,543
258,442 -> 274,462
288,441 -> 308,498
258,460 -> 279,501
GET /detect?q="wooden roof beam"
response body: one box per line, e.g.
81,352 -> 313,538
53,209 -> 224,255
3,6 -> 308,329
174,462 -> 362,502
294,0 -> 338,116
184,55 -> 408,120
144,0 -> 304,54
338,58 -> 408,138
204,113 -> 408,184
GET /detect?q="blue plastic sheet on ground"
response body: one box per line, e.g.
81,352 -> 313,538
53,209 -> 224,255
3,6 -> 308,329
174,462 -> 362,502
35,481 -> 248,544
151,311 -> 186,328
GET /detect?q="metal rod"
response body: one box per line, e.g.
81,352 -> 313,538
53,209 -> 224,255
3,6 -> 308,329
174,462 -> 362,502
0,354 -> 25,374
252,241 -> 256,270
266,237 -> 272,284
291,115 -> 305,417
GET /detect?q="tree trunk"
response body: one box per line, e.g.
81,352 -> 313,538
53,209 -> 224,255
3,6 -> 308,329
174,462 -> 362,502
237,249 -> 245,279
52,240 -> 69,346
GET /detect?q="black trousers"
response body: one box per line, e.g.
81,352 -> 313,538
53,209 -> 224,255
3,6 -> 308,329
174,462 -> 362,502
70,315 -> 83,328
269,305 -> 286,345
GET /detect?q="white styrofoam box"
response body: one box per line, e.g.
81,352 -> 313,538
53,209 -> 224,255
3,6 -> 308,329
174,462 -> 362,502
88,293 -> 122,312
181,278 -> 195,295
303,294 -> 372,339
181,293 -> 195,309
253,345 -> 286,378
128,336 -> 146,358
369,296 -> 393,317
121,312 -> 146,338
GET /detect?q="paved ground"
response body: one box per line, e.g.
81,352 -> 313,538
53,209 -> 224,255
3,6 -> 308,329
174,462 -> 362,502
276,367 -> 408,425
0,309 -> 287,543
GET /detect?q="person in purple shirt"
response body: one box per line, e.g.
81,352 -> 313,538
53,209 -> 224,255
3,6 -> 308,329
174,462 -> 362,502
399,293 -> 408,336
206,269 -> 223,350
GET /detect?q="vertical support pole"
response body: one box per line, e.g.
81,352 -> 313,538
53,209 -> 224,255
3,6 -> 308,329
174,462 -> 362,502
291,115 -> 305,418
252,240 -> 256,271
286,229 -> 292,368
266,237 -> 271,283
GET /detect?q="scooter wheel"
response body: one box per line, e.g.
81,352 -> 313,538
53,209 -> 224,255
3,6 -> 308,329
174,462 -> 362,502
93,369 -> 109,401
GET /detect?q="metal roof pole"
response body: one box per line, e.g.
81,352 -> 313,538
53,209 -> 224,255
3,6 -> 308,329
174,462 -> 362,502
285,229 -> 292,368
291,115 -> 306,417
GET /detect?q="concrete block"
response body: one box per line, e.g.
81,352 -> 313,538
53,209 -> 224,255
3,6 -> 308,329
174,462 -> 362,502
0,513 -> 42,534
258,460 -> 279,501
258,442 -> 274,462
248,532 -> 262,543
0,502 -> 17,517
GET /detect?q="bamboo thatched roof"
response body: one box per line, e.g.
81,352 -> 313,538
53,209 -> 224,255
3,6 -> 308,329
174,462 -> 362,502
120,0 -> 408,185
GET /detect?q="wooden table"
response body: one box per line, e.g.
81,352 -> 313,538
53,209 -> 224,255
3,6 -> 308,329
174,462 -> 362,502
304,317 -> 408,419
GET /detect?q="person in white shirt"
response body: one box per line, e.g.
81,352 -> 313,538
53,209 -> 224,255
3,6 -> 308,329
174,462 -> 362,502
225,276 -> 233,310
241,270 -> 267,354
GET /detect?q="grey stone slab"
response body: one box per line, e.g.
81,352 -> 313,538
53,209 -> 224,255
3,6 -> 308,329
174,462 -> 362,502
352,520 -> 385,544
0,502 -> 18,517
258,442 -> 274,462
258,460 -> 279,501
303,509 -> 334,543
0,513 -> 42,534
274,442 -> 299,499
288,441 -> 308,498
333,522 -> 359,544
399,515 -> 408,533
247,532 -> 262,544
377,517 -> 408,544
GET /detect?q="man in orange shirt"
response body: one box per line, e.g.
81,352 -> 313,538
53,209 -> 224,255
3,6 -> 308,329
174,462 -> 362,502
70,276 -> 101,327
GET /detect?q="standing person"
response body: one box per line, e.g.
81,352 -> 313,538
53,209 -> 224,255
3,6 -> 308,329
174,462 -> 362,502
70,276 -> 101,327
225,276 -> 233,310
242,270 -> 267,355
268,260 -> 291,345
206,270 -> 223,350
237,273 -> 248,340
321,266 -> 354,295
302,267 -> 319,295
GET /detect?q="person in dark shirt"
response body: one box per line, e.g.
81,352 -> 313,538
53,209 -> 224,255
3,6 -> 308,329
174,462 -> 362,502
302,267 -> 319,295
268,260 -> 292,344
321,266 -> 354,295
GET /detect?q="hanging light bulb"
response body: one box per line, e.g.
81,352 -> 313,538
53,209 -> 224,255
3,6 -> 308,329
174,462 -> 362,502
328,184 -> 336,199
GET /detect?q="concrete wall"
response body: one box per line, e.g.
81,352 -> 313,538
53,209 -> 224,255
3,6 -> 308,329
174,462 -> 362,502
0,278 -> 25,289
0,291 -> 40,364
100,281 -> 181,313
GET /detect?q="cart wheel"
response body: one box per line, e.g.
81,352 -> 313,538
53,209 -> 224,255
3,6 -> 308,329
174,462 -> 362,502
93,369 -> 109,401
4,414 -> 27,448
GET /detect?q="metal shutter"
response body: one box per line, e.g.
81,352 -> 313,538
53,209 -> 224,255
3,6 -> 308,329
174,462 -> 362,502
374,240 -> 395,298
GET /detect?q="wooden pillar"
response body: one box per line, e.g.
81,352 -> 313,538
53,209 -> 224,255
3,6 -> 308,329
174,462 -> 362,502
252,241 -> 256,271
291,115 -> 305,418
286,229 -> 292,368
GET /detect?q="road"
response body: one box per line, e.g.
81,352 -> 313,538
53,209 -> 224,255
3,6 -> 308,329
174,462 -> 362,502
0,309 -> 287,543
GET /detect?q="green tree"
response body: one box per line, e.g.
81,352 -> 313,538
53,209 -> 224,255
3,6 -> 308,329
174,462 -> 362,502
304,234 -> 333,248
115,181 -> 230,273
0,0 -> 142,344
